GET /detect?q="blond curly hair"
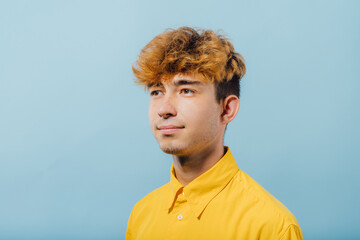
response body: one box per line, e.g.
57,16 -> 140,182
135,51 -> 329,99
132,27 -> 246,101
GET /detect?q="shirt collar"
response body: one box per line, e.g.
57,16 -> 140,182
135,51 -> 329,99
168,147 -> 239,218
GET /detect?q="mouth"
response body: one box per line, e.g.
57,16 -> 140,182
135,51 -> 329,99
157,125 -> 185,135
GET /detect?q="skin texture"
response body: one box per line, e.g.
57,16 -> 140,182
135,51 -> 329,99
148,74 -> 240,186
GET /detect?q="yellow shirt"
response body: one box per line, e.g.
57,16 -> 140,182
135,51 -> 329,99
126,147 -> 302,240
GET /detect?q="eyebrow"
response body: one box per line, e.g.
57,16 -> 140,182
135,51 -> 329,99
147,80 -> 201,89
147,82 -> 163,88
174,79 -> 202,86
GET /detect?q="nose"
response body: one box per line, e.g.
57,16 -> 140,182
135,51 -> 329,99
157,94 -> 177,119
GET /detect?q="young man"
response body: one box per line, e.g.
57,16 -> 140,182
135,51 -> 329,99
126,27 -> 302,240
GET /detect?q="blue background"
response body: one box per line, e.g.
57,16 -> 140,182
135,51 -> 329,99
0,0 -> 359,239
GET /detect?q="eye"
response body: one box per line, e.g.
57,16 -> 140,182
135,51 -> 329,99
150,90 -> 163,96
180,89 -> 195,95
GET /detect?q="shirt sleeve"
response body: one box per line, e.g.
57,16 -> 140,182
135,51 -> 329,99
279,224 -> 303,240
125,208 -> 135,240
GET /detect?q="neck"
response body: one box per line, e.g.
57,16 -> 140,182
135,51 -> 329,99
172,143 -> 225,186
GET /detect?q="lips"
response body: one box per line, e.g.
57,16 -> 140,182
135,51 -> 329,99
158,125 -> 184,135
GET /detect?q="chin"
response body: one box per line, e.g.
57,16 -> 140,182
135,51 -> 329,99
160,146 -> 183,155
159,142 -> 188,155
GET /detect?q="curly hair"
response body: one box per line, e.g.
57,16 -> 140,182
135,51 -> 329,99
132,27 -> 246,102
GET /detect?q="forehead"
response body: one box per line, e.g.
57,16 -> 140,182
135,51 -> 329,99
172,73 -> 201,82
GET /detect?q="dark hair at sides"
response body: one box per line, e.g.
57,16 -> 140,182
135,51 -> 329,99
215,74 -> 240,103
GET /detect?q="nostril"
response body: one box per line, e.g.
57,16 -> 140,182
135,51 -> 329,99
157,99 -> 177,118
158,112 -> 174,119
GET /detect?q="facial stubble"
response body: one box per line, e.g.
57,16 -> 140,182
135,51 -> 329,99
156,115 -> 221,157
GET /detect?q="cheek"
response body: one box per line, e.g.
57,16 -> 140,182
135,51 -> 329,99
181,100 -> 220,128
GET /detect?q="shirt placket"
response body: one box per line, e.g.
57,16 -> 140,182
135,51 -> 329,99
166,189 -> 192,240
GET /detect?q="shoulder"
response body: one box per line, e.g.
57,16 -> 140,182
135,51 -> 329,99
127,182 -> 171,238
130,182 -> 170,217
231,170 -> 302,237
237,170 -> 297,218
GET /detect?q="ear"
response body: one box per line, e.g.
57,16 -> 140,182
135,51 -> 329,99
220,95 -> 240,124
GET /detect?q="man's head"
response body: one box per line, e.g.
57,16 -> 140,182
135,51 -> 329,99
132,27 -> 246,156
133,27 -> 246,103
